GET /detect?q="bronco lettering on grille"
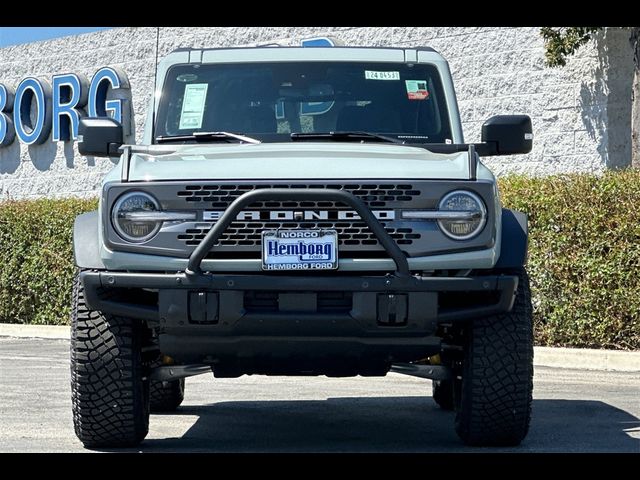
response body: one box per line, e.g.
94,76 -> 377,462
203,210 -> 395,222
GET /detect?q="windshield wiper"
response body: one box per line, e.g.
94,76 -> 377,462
290,131 -> 404,144
156,131 -> 261,144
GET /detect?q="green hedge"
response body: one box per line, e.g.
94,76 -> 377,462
499,171 -> 640,350
1,172 -> 639,349
0,198 -> 97,326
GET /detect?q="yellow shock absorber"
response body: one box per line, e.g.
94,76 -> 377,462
162,355 -> 175,365
428,354 -> 441,365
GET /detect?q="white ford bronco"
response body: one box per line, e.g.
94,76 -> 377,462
71,45 -> 534,448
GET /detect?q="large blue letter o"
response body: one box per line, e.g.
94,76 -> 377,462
13,77 -> 52,145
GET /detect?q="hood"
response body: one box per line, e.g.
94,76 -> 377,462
127,142 -> 477,182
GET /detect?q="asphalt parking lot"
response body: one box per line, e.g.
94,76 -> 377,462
0,337 -> 638,452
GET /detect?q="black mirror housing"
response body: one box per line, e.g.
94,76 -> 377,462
480,115 -> 532,156
78,117 -> 123,157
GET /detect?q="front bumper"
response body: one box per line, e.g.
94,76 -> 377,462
80,270 -> 517,369
81,269 -> 518,325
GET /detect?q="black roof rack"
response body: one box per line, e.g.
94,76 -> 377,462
168,45 -> 439,55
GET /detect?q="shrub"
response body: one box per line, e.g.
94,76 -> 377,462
0,171 -> 638,349
0,198 -> 97,325
499,171 -> 640,350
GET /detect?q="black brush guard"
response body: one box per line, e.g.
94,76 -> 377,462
185,188 -> 411,276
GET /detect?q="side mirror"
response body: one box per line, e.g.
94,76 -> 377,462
78,117 -> 123,157
480,115 -> 532,156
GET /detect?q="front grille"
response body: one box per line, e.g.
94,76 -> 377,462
174,183 -> 422,251
177,183 -> 420,208
177,221 -> 421,247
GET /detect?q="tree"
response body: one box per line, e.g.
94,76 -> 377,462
540,27 -> 640,168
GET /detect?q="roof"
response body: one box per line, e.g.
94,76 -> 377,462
161,46 -> 446,67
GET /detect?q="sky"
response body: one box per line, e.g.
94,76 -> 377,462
0,27 -> 112,48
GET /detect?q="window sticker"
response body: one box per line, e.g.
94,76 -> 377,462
405,80 -> 429,100
179,83 -> 208,130
365,70 -> 400,81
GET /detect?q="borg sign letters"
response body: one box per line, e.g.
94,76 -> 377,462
0,37 -> 335,148
0,66 -> 130,147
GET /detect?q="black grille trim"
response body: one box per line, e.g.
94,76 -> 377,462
175,183 -> 421,250
177,221 -> 419,247
177,183 -> 420,208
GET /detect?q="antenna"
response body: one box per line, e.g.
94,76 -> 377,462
150,26 -> 161,143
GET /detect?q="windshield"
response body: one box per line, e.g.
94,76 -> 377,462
155,61 -> 453,144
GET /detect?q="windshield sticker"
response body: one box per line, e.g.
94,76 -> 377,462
179,83 -> 208,130
365,70 -> 400,81
405,80 -> 429,100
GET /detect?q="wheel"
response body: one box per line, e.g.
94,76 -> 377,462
432,379 -> 455,411
70,272 -> 150,448
150,378 -> 185,412
454,268 -> 534,446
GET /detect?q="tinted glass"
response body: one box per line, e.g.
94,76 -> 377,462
155,61 -> 453,144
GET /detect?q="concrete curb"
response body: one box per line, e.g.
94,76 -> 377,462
534,346 -> 640,373
1,323 -> 638,372
0,323 -> 70,340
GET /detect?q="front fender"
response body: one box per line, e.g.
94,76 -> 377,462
494,209 -> 528,269
73,211 -> 105,269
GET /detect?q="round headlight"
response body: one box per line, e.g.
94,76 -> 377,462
112,191 -> 161,243
437,190 -> 487,240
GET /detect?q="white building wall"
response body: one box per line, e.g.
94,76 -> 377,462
0,26 -> 632,199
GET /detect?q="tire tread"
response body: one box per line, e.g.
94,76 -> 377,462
455,268 -> 534,446
70,273 -> 149,448
149,379 -> 185,412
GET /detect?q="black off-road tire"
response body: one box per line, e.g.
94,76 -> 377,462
454,268 -> 534,446
70,272 -> 150,448
150,378 -> 185,412
432,379 -> 455,411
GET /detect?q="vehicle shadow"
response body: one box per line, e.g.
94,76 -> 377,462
101,397 -> 640,452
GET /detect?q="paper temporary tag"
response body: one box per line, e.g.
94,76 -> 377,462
179,83 -> 208,129
365,70 -> 400,81
405,80 -> 429,100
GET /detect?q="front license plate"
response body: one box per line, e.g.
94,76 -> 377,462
262,229 -> 338,271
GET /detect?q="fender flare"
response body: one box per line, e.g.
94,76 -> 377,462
73,211 -> 105,270
494,208 -> 528,269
